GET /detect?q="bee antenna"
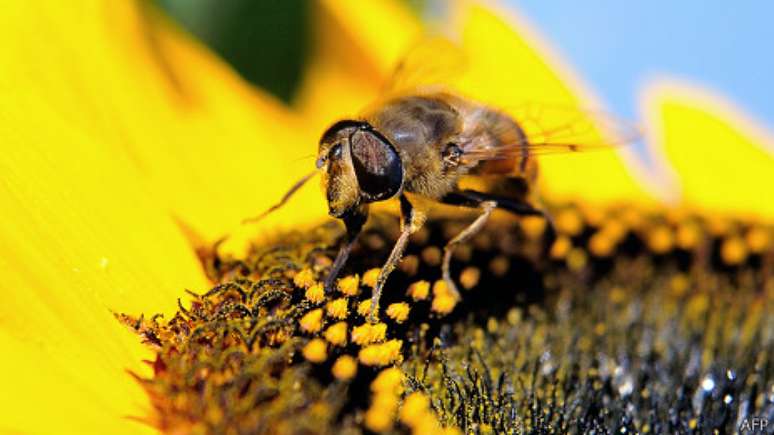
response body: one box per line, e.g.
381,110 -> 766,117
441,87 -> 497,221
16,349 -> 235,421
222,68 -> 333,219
242,171 -> 318,224
292,154 -> 317,163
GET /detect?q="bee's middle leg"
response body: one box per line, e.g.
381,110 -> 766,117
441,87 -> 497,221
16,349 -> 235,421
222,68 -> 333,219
368,195 -> 425,323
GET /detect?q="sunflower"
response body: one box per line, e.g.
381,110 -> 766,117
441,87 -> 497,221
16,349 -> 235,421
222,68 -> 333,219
1,1 -> 772,434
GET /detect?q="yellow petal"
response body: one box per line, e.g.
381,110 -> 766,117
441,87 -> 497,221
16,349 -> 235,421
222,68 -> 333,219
295,0 -> 422,134
451,3 -> 655,204
0,86 -> 208,432
643,80 -> 774,220
0,1 -> 307,431
115,5 -> 326,240
1,1 -> 325,245
318,0 -> 423,76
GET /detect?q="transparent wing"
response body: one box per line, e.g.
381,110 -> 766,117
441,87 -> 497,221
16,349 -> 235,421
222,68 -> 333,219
380,37 -> 467,97
380,39 -> 639,159
462,103 -> 641,162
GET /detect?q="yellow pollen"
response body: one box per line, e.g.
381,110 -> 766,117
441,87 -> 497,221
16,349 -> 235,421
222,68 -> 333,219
473,232 -> 493,250
411,226 -> 430,245
312,254 -> 333,269
566,248 -> 588,272
488,255 -> 510,277
431,293 -> 458,315
364,233 -> 387,251
665,207 -> 688,225
372,392 -> 399,410
706,216 -> 730,236
293,267 -> 316,289
299,308 -> 323,333
676,222 -> 701,250
451,245 -> 472,263
324,321 -> 348,346
556,208 -> 583,236
670,274 -> 690,297
359,340 -> 403,366
520,215 -> 547,239
550,236 -> 572,259
432,280 -> 449,296
647,225 -> 674,254
365,370 -> 403,434
412,412 -> 443,434
507,308 -> 522,325
486,317 -> 498,333
337,274 -> 360,296
601,219 -> 627,241
305,283 -> 325,304
431,280 -> 459,315
407,280 -> 430,301
352,322 -> 387,345
746,226 -> 771,253
686,293 -> 709,319
371,367 -> 404,394
386,302 -> 410,323
609,287 -> 626,304
589,231 -> 615,257
400,392 -> 430,426
620,207 -> 645,230
326,297 -> 349,319
331,355 -> 357,380
721,236 -> 748,265
357,299 -> 376,317
364,401 -> 396,433
302,338 -> 327,363
459,267 -> 481,289
421,246 -> 442,266
399,254 -> 420,275
362,268 -> 381,288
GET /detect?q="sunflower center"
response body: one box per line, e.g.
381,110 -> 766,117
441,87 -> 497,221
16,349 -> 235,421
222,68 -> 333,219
117,203 -> 773,433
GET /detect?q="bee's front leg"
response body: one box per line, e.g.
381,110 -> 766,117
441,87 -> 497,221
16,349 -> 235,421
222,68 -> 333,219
325,205 -> 369,293
368,195 -> 425,323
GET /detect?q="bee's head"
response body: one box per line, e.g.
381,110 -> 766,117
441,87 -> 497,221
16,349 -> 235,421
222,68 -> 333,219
317,120 -> 404,218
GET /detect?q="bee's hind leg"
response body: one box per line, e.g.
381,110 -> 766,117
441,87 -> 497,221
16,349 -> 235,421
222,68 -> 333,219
440,190 -> 554,297
440,199 -> 497,300
368,195 -> 425,323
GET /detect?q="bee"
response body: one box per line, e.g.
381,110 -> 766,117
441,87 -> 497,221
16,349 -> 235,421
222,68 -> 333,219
251,39 -> 634,323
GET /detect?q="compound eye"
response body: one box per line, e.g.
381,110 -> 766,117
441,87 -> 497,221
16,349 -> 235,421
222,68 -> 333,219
350,130 -> 403,201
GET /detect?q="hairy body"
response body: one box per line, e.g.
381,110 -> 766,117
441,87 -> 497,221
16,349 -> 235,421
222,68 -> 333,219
317,91 -> 547,322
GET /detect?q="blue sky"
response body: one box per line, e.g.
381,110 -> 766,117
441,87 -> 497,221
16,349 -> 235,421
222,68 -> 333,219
507,1 -> 774,130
